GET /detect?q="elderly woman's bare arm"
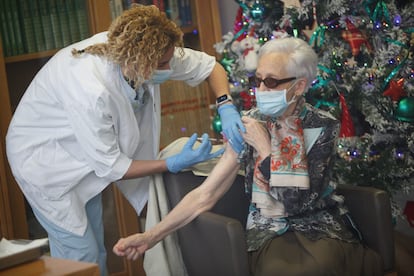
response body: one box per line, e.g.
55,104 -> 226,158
113,145 -> 240,260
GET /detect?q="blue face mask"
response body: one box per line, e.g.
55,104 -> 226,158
255,88 -> 296,117
150,69 -> 173,84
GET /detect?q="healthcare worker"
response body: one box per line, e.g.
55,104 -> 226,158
5,4 -> 244,275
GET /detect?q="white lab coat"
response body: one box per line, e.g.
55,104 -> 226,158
5,32 -> 216,235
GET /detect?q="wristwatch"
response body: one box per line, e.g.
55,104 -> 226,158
216,94 -> 232,107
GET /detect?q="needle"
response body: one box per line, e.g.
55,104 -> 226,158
196,137 -> 224,143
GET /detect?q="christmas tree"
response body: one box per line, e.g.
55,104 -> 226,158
214,0 -> 414,205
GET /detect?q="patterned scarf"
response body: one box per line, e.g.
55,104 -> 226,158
251,99 -> 310,218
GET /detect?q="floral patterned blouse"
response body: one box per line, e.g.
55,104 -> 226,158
241,103 -> 361,252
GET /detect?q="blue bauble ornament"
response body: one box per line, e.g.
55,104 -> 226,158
395,97 -> 414,123
212,114 -> 222,133
250,2 -> 265,21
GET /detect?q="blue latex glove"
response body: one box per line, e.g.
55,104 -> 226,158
217,104 -> 245,154
166,133 -> 225,173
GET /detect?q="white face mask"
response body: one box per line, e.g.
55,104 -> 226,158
255,86 -> 297,117
150,69 -> 173,84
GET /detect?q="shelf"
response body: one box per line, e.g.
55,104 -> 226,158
4,24 -> 199,64
181,25 -> 198,35
4,49 -> 58,64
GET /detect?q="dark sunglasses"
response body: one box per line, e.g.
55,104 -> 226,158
248,76 -> 296,89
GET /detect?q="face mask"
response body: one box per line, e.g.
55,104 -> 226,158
255,88 -> 296,117
150,69 -> 173,84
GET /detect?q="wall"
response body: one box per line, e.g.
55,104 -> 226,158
217,0 -> 239,35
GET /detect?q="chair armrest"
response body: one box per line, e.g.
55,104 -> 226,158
336,184 -> 395,271
176,211 -> 249,276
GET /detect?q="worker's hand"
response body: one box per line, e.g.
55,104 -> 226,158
166,133 -> 224,173
217,104 -> 245,154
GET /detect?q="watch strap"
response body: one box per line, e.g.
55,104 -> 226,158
216,94 -> 232,106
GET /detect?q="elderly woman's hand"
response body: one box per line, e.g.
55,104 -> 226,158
113,231 -> 155,261
241,116 -> 271,158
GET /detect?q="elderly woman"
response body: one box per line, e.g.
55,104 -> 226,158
113,37 -> 382,275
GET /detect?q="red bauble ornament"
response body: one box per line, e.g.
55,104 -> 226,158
240,91 -> 255,110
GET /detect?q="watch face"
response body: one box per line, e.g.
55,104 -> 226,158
217,94 -> 229,103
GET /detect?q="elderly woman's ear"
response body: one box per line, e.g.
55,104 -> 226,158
294,78 -> 308,96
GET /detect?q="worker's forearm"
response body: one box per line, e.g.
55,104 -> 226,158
122,159 -> 168,180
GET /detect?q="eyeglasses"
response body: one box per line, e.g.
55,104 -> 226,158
248,76 -> 296,89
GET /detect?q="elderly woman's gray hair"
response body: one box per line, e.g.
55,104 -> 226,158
258,37 -> 318,89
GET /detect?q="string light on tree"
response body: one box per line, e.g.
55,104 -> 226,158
214,0 -> 414,198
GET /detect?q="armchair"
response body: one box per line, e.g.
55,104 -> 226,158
163,171 -> 395,276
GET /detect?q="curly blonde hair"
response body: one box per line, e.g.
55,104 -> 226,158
72,4 -> 184,88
